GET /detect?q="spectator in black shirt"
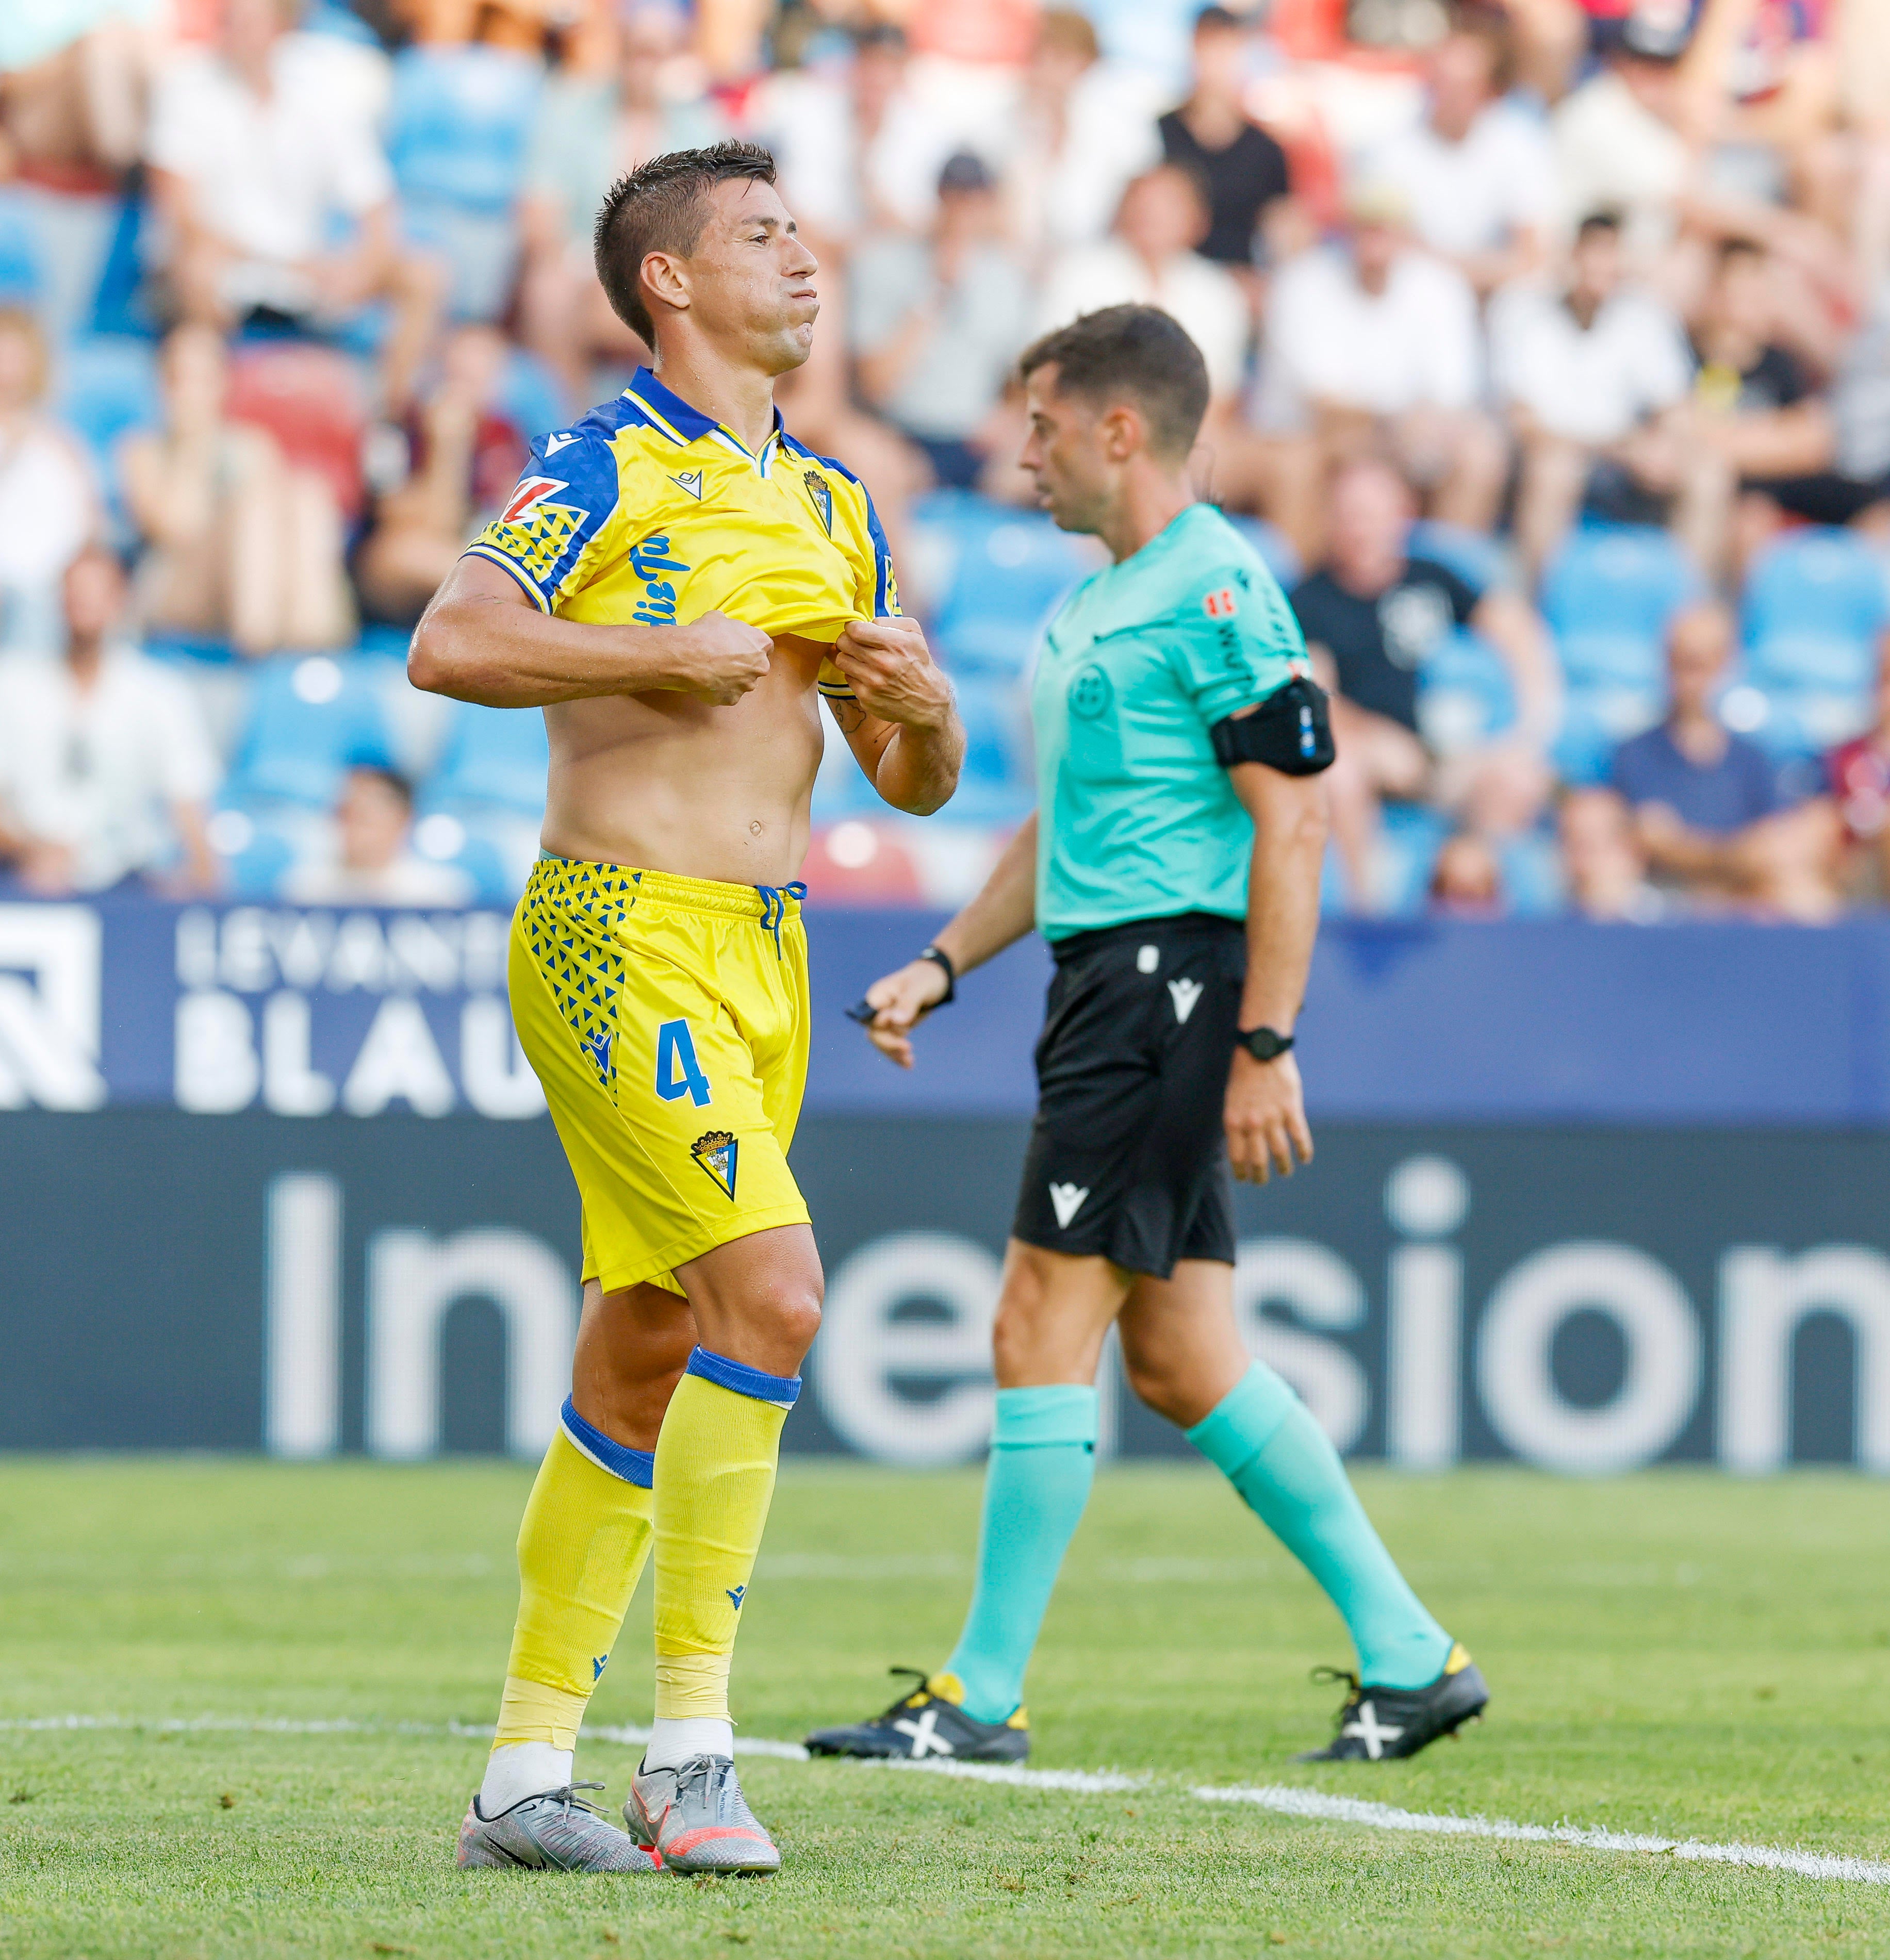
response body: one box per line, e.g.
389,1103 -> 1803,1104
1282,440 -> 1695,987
1157,7 -> 1290,272
1290,455 -> 1562,909
1685,237 -> 1836,580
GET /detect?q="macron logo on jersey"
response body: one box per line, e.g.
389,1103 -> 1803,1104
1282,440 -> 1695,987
502,476 -> 568,523
1203,587 -> 1239,620
1048,1182 -> 1089,1229
544,433 -> 577,455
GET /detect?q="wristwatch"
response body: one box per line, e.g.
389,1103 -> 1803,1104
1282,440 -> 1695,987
917,945 -> 957,1005
1237,1025 -> 1294,1062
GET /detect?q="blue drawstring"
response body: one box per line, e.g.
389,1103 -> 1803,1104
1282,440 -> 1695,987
754,881 -> 806,958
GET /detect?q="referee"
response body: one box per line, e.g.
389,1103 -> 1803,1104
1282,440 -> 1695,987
807,305 -> 1485,1767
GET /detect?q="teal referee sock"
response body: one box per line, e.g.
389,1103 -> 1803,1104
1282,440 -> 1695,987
944,1385 -> 1098,1725
1189,1362 -> 1452,1690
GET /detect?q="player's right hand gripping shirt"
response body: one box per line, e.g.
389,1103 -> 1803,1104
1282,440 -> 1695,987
1031,501 -> 1309,939
466,366 -> 898,697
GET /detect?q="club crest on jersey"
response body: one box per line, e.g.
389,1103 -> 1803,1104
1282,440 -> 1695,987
692,1129 -> 739,1199
671,469 -> 704,501
803,468 -> 834,536
502,475 -> 567,524
1203,587 -> 1239,620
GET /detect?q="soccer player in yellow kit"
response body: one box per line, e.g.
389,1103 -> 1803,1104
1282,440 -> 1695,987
409,142 -> 963,1875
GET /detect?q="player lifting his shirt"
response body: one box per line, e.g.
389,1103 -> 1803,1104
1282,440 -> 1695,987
806,306 -> 1487,1770
409,142 -> 964,1875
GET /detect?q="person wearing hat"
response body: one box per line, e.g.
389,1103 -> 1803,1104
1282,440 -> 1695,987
850,149 -> 1032,490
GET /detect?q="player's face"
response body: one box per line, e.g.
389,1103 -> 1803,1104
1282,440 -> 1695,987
681,177 -> 821,375
1019,366 -> 1117,535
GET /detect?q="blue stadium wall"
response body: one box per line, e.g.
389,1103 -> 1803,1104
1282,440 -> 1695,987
3,896 -> 1890,1471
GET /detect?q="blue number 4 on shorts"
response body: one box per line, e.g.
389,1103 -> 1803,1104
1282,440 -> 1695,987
655,1019 -> 713,1108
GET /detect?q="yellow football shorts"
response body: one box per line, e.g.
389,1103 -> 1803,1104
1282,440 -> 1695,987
508,855 -> 812,1296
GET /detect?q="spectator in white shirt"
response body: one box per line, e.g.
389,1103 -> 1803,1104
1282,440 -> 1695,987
1037,165 -> 1250,405
0,307 -> 98,654
1365,13 -> 1554,296
851,152 -> 1032,489
759,25 -> 961,243
1259,185 -> 1505,535
281,766 -> 473,906
1490,210 -> 1696,581
145,0 -> 442,413
0,545 -> 219,896
1002,9 -> 1164,260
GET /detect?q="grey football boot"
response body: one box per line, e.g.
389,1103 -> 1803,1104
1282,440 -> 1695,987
456,1781 -> 660,1871
623,1755 -> 781,1874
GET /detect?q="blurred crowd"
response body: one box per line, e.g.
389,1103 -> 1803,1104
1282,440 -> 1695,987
2,0 -> 1890,919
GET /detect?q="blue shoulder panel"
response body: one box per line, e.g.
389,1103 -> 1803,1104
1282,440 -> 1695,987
466,399 -> 639,611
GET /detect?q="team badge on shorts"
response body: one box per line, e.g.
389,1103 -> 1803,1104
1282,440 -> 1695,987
803,469 -> 834,536
691,1130 -> 740,1199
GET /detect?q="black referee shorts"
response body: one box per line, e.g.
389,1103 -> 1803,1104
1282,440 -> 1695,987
1011,911 -> 1243,1278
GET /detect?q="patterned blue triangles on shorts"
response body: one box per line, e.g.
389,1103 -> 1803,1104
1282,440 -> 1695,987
524,860 -> 642,1103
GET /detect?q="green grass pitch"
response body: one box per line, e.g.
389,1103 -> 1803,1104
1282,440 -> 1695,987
4,1457 -> 1890,1958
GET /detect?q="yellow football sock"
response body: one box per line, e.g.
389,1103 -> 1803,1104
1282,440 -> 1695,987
492,1405 -> 655,1752
651,1349 -> 799,1721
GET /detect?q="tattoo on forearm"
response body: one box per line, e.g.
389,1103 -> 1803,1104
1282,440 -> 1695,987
828,698 -> 868,735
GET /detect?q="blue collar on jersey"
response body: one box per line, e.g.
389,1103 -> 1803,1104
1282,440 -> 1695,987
626,366 -> 785,467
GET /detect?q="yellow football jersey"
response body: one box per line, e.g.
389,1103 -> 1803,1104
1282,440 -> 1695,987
467,366 -> 898,702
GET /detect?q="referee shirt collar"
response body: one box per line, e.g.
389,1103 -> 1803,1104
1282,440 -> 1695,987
624,366 -> 785,472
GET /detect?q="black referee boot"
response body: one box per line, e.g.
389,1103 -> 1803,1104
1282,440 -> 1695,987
804,1669 -> 1030,1764
1293,1644 -> 1489,1761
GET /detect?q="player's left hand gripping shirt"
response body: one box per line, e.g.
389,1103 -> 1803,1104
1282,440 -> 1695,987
467,366 -> 898,700
1032,501 -> 1310,939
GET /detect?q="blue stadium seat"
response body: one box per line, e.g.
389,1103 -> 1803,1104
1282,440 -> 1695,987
500,347 -> 568,444
52,336 -> 160,518
0,199 -> 40,303
1377,803 -> 1450,916
915,491 -> 1092,677
223,654 -> 397,809
387,45 -> 542,215
1418,630 -> 1515,752
942,672 -> 1034,823
423,700 -> 549,817
1220,512 -> 1302,589
388,44 -> 538,319
1738,529 -> 1889,754
1541,524 -> 1702,784
1408,519 -> 1510,591
1497,830 -> 1566,917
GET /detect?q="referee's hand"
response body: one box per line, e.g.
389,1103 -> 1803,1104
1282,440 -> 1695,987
1225,1048 -> 1313,1184
858,958 -> 951,1069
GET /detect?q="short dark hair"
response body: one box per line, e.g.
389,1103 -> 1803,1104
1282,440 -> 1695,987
1016,305 -> 1210,462
1575,208 -> 1623,242
350,765 -> 415,810
594,141 -> 778,345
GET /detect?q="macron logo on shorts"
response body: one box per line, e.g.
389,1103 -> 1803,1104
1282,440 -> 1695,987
1168,977 -> 1203,1025
1048,1182 -> 1089,1229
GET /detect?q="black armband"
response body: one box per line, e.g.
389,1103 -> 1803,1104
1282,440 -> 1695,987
1209,676 -> 1335,777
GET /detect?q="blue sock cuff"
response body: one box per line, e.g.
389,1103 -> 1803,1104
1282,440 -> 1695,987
993,1384 -> 1097,1450
1187,1363 -> 1298,1478
686,1346 -> 802,1408
560,1397 -> 655,1488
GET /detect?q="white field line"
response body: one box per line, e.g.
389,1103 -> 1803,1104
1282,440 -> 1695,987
7,1715 -> 1885,1885
1193,1784 -> 1890,1887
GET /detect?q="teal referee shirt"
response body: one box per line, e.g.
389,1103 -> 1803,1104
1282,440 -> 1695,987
1031,502 -> 1309,941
